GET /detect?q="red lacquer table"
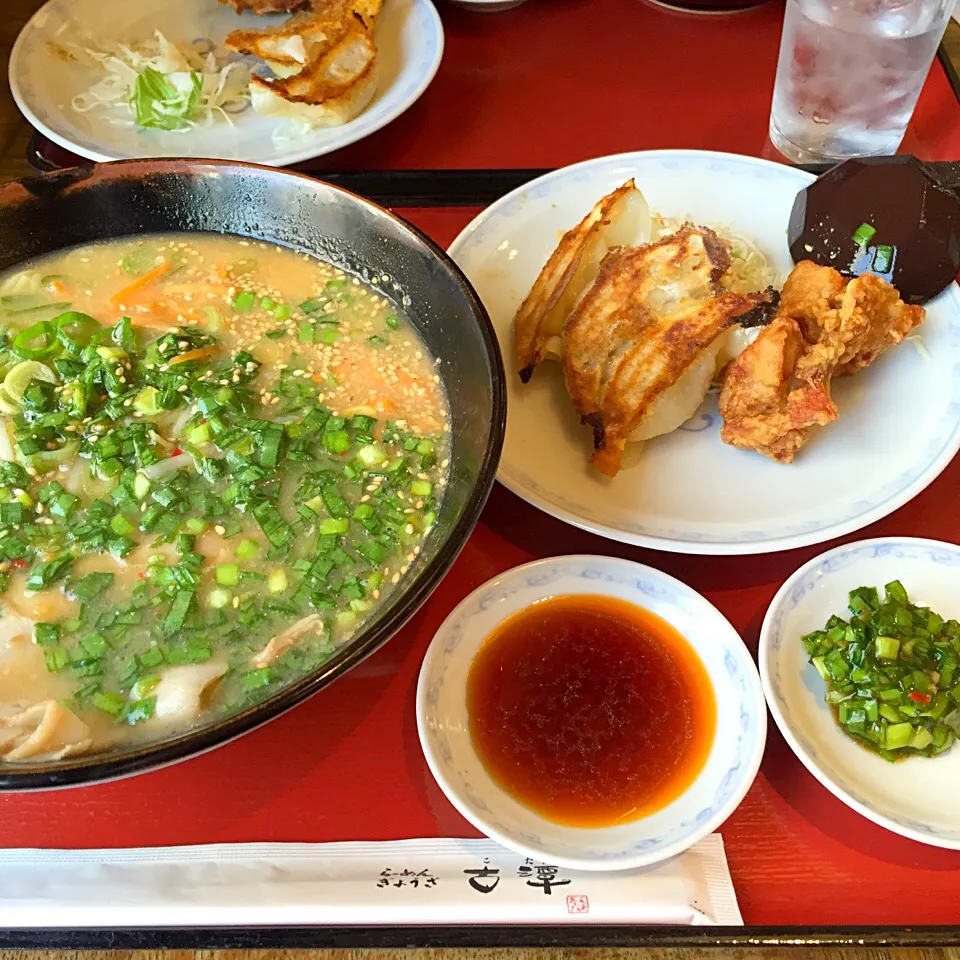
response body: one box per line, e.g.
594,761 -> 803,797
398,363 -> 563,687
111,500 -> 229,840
8,0 -> 960,948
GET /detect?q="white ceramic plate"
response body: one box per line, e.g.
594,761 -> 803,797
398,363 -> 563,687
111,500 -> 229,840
417,555 -> 766,870
9,0 -> 443,166
760,537 -> 960,849
448,150 -> 960,555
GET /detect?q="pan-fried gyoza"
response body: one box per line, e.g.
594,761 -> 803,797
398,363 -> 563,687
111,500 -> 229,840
512,181 -> 778,476
225,0 -> 383,126
513,180 -> 649,383
563,227 -> 777,476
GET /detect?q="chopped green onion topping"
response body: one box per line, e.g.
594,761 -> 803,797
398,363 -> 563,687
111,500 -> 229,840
872,244 -> 895,274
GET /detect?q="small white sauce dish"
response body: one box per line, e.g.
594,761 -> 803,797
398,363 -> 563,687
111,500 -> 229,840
416,555 -> 766,870
760,537 -> 960,849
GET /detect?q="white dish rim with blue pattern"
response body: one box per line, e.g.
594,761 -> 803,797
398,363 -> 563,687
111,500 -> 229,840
416,554 -> 767,870
759,536 -> 960,849
447,149 -> 960,556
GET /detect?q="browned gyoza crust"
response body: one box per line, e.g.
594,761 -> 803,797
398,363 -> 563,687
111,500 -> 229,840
225,11 -> 347,67
226,0 -> 381,90
247,22 -> 377,107
562,225 -> 778,477
512,180 -> 644,382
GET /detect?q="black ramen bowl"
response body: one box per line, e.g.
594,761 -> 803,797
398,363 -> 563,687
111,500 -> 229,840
0,159 -> 505,791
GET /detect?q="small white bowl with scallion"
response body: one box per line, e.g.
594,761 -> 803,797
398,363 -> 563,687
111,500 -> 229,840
760,537 -> 960,849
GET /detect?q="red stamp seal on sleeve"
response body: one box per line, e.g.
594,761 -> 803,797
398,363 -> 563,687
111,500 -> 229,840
566,894 -> 590,914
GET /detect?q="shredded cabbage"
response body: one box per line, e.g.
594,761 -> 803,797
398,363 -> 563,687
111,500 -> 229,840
653,214 -> 777,294
70,31 -> 252,132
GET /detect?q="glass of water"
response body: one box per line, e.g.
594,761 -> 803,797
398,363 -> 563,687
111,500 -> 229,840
768,0 -> 954,164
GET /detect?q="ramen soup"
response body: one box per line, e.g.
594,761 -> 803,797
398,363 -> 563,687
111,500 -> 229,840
0,235 -> 449,763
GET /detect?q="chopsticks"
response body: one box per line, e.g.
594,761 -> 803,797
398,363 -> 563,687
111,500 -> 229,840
23,134 -> 959,207
303,168 -> 555,206
293,163 -> 830,206
298,163 -> 960,205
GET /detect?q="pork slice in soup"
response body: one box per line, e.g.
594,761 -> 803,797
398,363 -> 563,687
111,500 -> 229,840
0,234 -> 450,761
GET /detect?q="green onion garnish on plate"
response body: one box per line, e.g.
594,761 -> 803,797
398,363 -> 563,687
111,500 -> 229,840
852,222 -> 876,246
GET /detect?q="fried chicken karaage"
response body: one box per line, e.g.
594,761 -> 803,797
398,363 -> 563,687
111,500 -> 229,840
719,261 -> 925,463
